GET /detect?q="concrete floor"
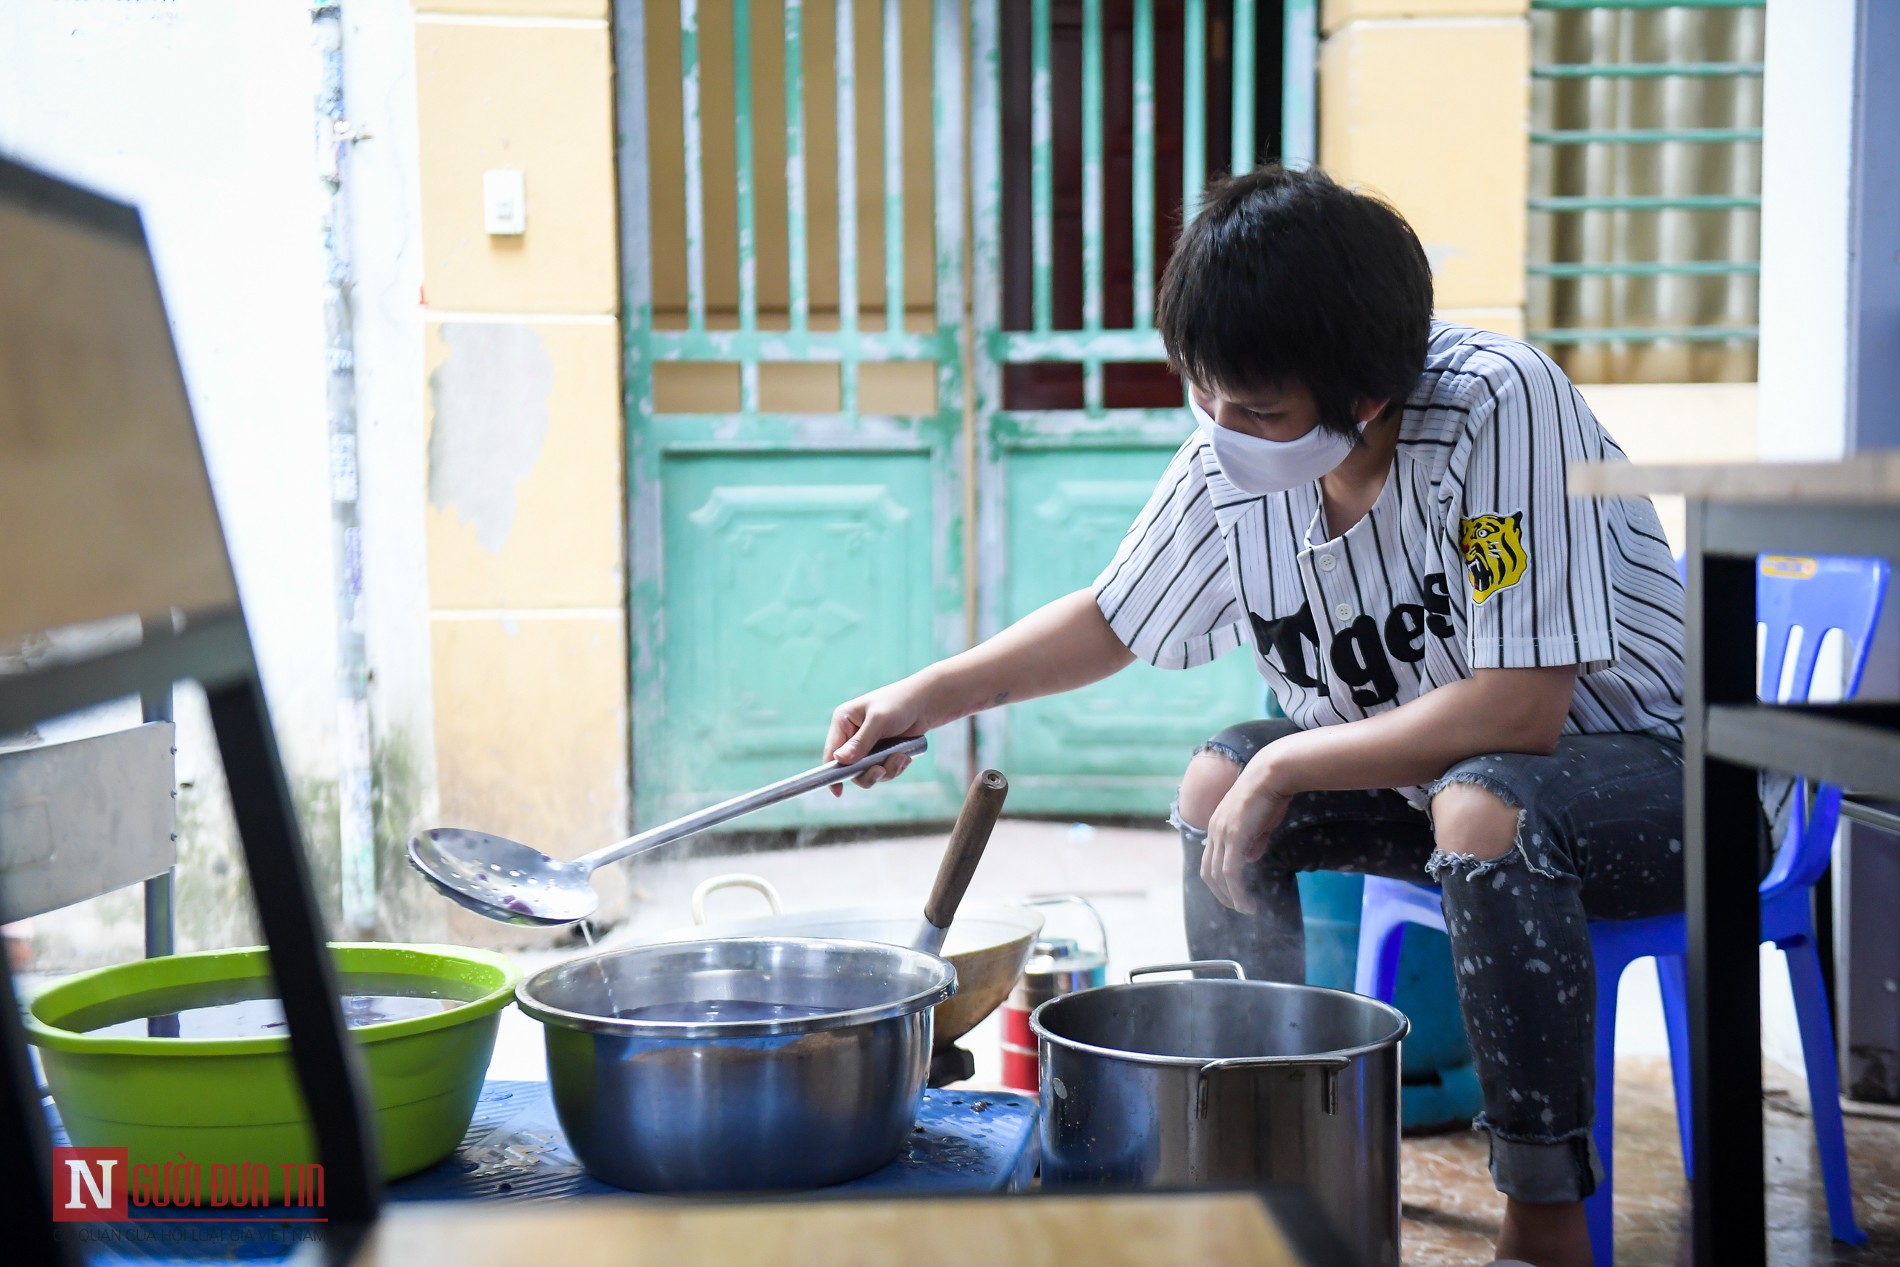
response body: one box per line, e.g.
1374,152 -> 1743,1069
1400,1056 -> 1900,1266
488,819 -> 1900,1265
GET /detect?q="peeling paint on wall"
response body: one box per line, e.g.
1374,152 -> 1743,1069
428,322 -> 554,554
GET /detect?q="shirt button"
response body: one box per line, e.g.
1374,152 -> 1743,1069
1333,602 -> 1354,623
1317,553 -> 1337,572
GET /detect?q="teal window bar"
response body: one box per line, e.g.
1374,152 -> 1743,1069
1532,0 -> 1763,9
1529,194 -> 1760,212
1530,260 -> 1758,278
1526,326 -> 1759,344
1531,127 -> 1761,144
1534,61 -> 1763,78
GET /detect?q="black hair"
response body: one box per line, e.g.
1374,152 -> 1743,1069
1156,165 -> 1434,438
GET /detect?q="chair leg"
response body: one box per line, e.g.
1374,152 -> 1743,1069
1353,907 -> 1407,1002
1586,955 -> 1622,1267
1657,955 -> 1696,1180
1783,938 -> 1868,1245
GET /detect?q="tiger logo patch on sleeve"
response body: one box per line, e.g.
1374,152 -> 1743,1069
1460,511 -> 1529,604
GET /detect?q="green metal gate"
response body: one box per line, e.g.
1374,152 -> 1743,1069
969,0 -> 1314,815
618,0 -> 969,828
618,0 -> 1316,828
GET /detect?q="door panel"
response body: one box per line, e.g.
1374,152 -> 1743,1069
645,436 -> 965,827
981,436 -> 1262,814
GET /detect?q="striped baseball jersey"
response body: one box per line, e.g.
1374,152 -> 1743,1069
1093,322 -> 1686,807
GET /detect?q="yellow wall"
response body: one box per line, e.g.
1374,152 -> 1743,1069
412,3 -> 629,936
1323,0 -> 1525,25
1578,382 -> 1760,550
1318,1 -> 1530,337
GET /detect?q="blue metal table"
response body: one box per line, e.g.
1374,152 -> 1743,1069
47,1080 -> 1039,1263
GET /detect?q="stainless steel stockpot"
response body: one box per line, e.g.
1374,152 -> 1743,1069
1031,961 -> 1409,1267
516,936 -> 956,1191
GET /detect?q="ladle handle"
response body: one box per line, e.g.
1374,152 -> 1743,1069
922,769 -> 1009,932
581,735 -> 930,871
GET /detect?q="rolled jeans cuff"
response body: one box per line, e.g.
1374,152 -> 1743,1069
1479,1117 -> 1606,1203
1170,799 -> 1208,848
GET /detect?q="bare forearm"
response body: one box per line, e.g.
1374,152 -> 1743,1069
1254,667 -> 1578,796
913,589 -> 1134,725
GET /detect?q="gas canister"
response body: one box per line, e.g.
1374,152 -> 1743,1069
1000,896 -> 1108,1093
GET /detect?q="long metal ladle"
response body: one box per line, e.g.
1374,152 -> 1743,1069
408,736 -> 929,926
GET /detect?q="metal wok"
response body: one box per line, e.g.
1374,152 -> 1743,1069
656,873 -> 1044,1051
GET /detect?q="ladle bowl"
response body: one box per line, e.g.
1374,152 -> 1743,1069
407,830 -> 599,926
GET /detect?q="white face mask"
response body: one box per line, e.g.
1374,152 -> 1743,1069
1190,397 -> 1363,496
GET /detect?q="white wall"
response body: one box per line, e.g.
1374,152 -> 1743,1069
0,0 -> 433,954
0,1 -> 338,760
1758,0 -> 1858,462
338,1 -> 439,834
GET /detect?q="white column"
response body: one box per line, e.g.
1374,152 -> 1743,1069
1756,0 -> 1859,461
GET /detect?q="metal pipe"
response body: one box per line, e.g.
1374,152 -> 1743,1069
784,0 -> 809,332
1030,0 -> 1053,335
313,2 -> 376,936
1230,0 -> 1255,174
1131,0 -> 1155,329
1081,0 -> 1103,411
139,615 -> 177,1035
1280,0 -> 1316,167
836,0 -> 860,412
732,0 -> 759,414
681,0 -> 707,332
1182,0 -> 1206,221
882,0 -> 905,334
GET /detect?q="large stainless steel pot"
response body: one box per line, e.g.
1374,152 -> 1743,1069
516,936 -> 956,1191
1031,961 -> 1409,1267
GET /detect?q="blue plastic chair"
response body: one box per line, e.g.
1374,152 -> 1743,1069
1354,555 -> 1886,1264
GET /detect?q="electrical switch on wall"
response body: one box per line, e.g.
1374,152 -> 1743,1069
483,169 -> 526,236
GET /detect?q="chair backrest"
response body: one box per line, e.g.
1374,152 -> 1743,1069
1757,554 -> 1890,897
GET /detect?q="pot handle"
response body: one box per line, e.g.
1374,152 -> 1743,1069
1126,960 -> 1246,982
1026,894 -> 1110,960
1196,1054 -> 1353,1117
691,874 -> 784,923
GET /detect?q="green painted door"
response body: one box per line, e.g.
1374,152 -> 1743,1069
969,0 -> 1302,816
985,417 -> 1266,814
620,0 -> 969,828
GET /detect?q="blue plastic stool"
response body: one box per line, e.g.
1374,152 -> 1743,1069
1301,871 -> 1484,1131
1355,554 -> 1884,1264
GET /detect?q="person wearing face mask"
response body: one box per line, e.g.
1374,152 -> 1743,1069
821,165 -> 1693,1267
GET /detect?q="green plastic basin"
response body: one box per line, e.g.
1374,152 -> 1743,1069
24,942 -> 518,1197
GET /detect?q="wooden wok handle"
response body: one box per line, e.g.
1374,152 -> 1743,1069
923,769 -> 1009,932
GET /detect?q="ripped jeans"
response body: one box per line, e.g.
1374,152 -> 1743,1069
1175,719 -> 1689,1204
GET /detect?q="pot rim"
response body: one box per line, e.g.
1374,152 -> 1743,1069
649,901 -> 1047,960
1027,977 -> 1410,1068
515,935 -> 958,1039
